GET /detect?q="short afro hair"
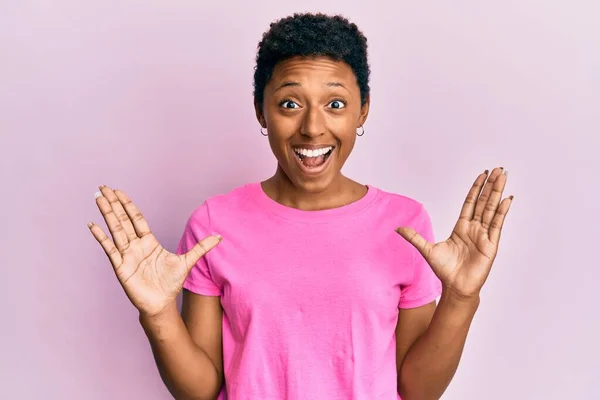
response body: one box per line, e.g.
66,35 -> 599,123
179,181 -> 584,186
253,13 -> 370,111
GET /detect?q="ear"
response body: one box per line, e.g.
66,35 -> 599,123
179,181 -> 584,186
358,95 -> 370,127
254,98 -> 266,128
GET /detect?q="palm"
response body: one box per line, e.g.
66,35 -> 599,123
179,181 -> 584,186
427,219 -> 499,296
397,167 -> 513,298
115,234 -> 190,316
88,186 -> 221,317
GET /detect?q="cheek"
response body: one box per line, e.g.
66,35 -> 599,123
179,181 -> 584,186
329,110 -> 359,134
266,133 -> 284,158
339,135 -> 357,158
266,127 -> 294,159
266,117 -> 298,147
333,121 -> 358,150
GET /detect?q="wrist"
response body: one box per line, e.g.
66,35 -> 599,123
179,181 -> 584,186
441,285 -> 480,305
139,301 -> 179,327
440,286 -> 481,314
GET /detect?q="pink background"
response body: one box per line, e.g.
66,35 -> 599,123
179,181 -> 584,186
1,1 -> 598,399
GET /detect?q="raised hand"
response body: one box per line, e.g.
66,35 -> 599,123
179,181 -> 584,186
396,167 -> 513,300
88,185 -> 222,318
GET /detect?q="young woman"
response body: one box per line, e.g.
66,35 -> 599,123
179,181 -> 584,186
88,13 -> 513,400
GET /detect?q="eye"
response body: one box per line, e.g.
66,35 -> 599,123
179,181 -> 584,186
280,100 -> 300,109
328,100 -> 346,109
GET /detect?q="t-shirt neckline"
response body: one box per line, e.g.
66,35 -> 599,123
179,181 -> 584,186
248,181 -> 379,222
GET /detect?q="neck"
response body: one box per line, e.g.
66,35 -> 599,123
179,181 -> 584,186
262,166 -> 366,211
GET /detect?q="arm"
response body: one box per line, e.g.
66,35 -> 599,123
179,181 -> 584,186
88,187 -> 224,399
396,291 -> 479,400
140,291 -> 224,400
395,167 -> 512,399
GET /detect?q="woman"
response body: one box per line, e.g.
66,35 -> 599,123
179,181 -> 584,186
88,13 -> 513,400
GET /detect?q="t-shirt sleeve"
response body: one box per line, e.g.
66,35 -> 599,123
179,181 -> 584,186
398,204 -> 443,309
176,204 -> 222,296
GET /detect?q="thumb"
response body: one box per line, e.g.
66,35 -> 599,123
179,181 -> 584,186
184,234 -> 222,270
396,227 -> 432,259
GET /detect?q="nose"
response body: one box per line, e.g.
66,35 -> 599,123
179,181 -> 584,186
300,105 -> 325,138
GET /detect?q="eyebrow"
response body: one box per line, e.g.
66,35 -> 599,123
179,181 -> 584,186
326,82 -> 348,91
273,81 -> 349,92
274,81 -> 300,92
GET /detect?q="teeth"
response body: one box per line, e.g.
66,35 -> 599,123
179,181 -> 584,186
293,146 -> 333,157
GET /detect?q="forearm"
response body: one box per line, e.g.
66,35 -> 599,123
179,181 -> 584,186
398,289 -> 480,400
140,303 -> 222,400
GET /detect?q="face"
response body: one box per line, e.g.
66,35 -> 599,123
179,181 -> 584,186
256,56 -> 369,194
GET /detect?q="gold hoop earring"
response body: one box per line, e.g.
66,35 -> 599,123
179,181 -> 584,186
357,126 -> 365,136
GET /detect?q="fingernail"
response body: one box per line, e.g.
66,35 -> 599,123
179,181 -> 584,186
94,191 -> 103,199
503,169 -> 508,176
87,222 -> 93,228
509,195 -> 514,200
484,169 -> 489,175
216,234 -> 223,241
99,185 -> 106,189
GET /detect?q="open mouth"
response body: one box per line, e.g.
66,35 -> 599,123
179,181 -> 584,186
292,146 -> 334,170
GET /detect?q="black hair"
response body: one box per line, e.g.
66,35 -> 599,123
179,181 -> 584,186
253,13 -> 370,111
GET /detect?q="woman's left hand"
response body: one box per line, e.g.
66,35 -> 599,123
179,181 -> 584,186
396,167 -> 513,301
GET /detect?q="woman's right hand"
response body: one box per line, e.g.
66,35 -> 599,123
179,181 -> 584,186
88,185 -> 222,319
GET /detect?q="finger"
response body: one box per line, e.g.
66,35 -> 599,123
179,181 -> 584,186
458,170 -> 489,222
184,235 -> 223,270
96,187 -> 129,252
473,167 -> 504,222
114,189 -> 152,237
481,170 -> 508,228
489,195 -> 513,244
88,222 -> 123,267
396,227 -> 433,260
100,186 -> 138,242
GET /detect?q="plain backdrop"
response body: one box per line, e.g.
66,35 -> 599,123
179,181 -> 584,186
1,1 -> 598,399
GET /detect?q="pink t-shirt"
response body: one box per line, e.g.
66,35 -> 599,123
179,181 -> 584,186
176,183 -> 442,400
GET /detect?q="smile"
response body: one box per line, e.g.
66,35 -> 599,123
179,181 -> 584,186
291,145 -> 335,175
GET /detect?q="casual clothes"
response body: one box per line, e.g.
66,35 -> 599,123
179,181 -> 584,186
176,182 -> 442,400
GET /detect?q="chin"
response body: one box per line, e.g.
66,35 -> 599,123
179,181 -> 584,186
286,166 -> 341,194
295,177 -> 334,194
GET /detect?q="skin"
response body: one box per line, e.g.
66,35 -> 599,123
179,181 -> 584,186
255,56 -> 370,211
89,55 -> 513,400
88,186 -> 223,399
395,167 -> 513,399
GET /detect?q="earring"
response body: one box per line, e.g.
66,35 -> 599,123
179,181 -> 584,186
260,127 -> 268,136
357,126 -> 365,136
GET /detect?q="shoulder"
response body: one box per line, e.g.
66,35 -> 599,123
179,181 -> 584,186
204,182 -> 257,213
371,186 -> 427,220
370,186 -> 435,239
186,182 -> 258,225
